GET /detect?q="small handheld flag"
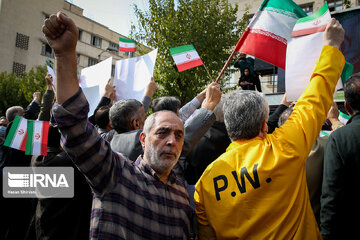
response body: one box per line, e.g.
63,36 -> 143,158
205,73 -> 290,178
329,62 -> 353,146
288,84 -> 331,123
4,116 -> 49,156
4,116 -> 28,152
119,38 -> 136,52
169,45 -> 204,72
25,120 -> 49,156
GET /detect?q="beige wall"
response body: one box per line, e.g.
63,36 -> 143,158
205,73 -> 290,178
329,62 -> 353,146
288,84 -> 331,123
0,0 -> 63,73
0,0 -> 142,75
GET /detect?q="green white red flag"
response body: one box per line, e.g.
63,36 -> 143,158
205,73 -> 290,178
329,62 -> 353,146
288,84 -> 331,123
234,0 -> 307,69
290,4 -> 330,37
169,45 -> 204,72
119,38 -> 136,52
3,116 -> 49,156
4,116 -> 28,152
25,119 -> 49,156
285,2 -> 354,101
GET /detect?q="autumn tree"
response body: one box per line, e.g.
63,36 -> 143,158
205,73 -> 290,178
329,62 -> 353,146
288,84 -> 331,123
131,0 -> 247,105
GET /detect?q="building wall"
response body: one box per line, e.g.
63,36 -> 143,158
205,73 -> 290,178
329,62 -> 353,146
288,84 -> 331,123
0,0 -> 140,76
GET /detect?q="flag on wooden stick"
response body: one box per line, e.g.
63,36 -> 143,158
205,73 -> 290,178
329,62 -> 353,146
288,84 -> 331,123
170,45 -> 204,72
234,0 -> 307,69
119,38 -> 136,52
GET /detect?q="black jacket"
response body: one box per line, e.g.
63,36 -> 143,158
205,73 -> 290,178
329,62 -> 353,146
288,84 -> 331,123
321,113 -> 360,240
32,148 -> 92,240
184,122 -> 231,185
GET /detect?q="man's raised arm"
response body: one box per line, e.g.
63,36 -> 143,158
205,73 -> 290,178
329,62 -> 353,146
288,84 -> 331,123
272,18 -> 345,159
42,12 -> 79,104
42,12 -> 120,196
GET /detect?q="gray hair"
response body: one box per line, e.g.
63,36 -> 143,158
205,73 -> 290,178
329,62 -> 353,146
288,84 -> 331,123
6,106 -> 24,122
224,90 -> 269,141
143,110 -> 183,135
109,99 -> 143,133
278,108 -> 293,127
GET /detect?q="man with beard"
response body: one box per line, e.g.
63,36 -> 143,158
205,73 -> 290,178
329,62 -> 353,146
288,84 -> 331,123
42,11 -> 222,239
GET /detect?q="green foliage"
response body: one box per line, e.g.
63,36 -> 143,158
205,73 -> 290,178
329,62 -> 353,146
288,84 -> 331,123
344,0 -> 351,9
0,65 -> 47,116
131,0 -> 247,105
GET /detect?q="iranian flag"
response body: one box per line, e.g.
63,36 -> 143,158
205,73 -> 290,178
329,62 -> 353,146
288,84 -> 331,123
119,38 -> 136,52
25,120 -> 49,156
170,45 -> 203,72
285,2 -> 354,101
4,116 -> 28,151
291,3 -> 330,37
234,0 -> 307,69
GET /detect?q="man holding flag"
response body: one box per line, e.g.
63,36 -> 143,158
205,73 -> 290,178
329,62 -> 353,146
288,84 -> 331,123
195,17 -> 346,240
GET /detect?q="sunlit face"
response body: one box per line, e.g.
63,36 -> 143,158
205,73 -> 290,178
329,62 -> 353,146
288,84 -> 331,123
142,112 -> 184,174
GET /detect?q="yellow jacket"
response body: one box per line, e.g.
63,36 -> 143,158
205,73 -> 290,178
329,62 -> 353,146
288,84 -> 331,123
194,45 -> 345,239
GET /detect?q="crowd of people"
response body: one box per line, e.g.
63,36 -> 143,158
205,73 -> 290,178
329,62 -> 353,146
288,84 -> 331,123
0,11 -> 359,240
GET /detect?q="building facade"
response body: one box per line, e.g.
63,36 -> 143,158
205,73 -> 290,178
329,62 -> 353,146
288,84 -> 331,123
0,0 -> 137,77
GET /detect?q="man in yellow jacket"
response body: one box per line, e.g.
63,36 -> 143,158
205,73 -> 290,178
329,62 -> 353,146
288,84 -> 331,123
194,19 -> 345,239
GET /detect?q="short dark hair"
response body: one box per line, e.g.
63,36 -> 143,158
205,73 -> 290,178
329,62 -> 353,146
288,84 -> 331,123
344,73 -> 360,113
95,106 -> 110,129
152,96 -> 181,114
109,99 -> 143,133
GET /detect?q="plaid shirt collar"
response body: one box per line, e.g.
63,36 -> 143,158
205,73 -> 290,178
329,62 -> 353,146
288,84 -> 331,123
134,156 -> 177,185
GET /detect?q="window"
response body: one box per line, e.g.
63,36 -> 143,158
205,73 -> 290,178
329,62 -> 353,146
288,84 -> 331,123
77,54 -> 81,65
91,35 -> 102,48
15,33 -> 29,50
300,3 -> 313,15
109,42 -> 118,51
13,62 -> 26,76
88,57 -> 99,66
78,29 -> 83,41
126,52 -> 135,57
41,42 -> 54,57
328,0 -> 344,11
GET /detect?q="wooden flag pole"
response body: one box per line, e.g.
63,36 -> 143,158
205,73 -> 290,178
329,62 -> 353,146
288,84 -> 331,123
215,49 -> 237,83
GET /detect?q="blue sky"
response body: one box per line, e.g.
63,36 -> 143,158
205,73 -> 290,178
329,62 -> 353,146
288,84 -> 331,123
69,0 -> 148,36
